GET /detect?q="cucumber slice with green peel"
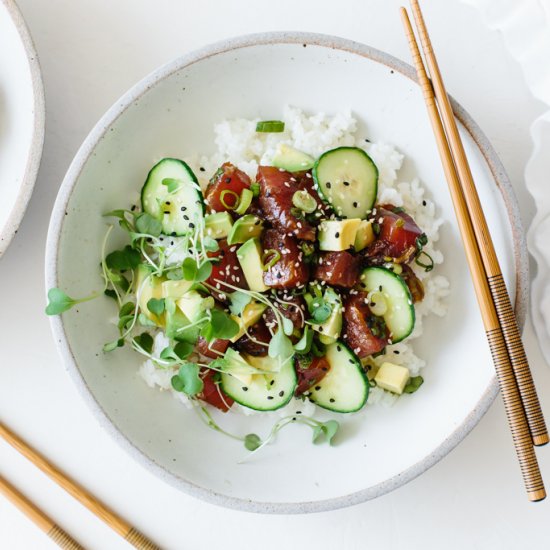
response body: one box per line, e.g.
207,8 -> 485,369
313,147 -> 378,219
220,355 -> 297,411
272,144 -> 315,172
141,158 -> 205,236
307,342 -> 368,413
358,267 -> 415,343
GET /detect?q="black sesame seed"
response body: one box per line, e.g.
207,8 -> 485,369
242,387 -> 248,391
335,232 -> 340,238
337,345 -> 341,352
163,210 -> 170,215
422,200 -> 427,206
326,182 -> 332,189
292,417 -> 297,421
279,390 -> 284,397
349,359 -> 354,364
199,167 -> 205,172
180,206 -> 187,211
276,272 -> 282,279
343,181 -> 350,186
267,396 -> 274,400
329,398 -> 335,403
171,232 -> 177,237
131,205 -> 136,211
189,223 -> 195,229
224,177 -> 231,183
270,380 -> 275,386
183,215 -> 189,220
394,350 -> 400,355
254,219 -> 260,225
296,411 -> 302,414
315,386 -> 321,391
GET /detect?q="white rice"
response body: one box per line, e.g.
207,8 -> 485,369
140,106 -> 449,415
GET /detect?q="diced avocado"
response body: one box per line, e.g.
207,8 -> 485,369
161,280 -> 192,300
236,238 -> 269,292
318,219 -> 361,251
374,362 -> 410,394
224,348 -> 254,385
136,265 -> 165,325
313,287 -> 342,340
230,301 -> 267,342
205,212 -> 233,239
227,215 -> 263,245
176,290 -> 204,323
272,143 -> 315,172
354,220 -> 375,252
165,301 -> 190,339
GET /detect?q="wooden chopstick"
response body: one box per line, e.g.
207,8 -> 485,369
0,475 -> 83,549
400,7 -> 546,502
409,0 -> 548,448
0,422 -> 161,549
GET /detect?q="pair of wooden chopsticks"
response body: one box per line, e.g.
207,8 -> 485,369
401,1 -> 548,501
0,422 -> 160,549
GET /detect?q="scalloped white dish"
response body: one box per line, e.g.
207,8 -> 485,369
46,32 -> 527,513
0,0 -> 44,257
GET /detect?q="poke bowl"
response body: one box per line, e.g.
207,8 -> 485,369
45,32 -> 527,513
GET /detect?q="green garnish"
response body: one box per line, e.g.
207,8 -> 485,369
403,375 -> 424,394
250,183 -> 261,197
147,298 -> 165,316
255,120 -> 285,133
133,332 -> 154,354
219,189 -> 240,210
171,362 -> 204,396
45,288 -> 98,315
292,190 -> 317,214
105,246 -> 141,272
234,188 -> 253,215
415,250 -> 434,272
262,249 -> 281,271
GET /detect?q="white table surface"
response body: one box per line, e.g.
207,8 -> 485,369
1,1 -> 550,548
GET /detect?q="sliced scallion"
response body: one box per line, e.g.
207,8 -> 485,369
292,190 -> 317,214
234,188 -> 253,215
220,189 -> 240,210
262,249 -> 281,270
256,120 -> 285,133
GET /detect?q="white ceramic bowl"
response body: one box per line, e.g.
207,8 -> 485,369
46,33 -> 527,513
0,0 -> 44,257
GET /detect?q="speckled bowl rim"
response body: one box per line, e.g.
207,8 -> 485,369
45,31 -> 528,514
0,0 -> 45,257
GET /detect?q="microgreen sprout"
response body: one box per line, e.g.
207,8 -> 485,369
45,288 -> 98,315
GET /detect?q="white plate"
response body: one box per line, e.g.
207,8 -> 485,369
0,0 -> 44,257
46,33 -> 527,513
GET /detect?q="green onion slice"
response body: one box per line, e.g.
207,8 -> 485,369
415,250 -> 434,272
220,189 -> 240,210
256,120 -> 285,133
262,249 -> 281,270
234,188 -> 253,215
292,190 -> 317,214
250,183 -> 261,197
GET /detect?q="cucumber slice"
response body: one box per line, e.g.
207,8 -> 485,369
308,342 -> 368,413
358,267 -> 415,343
220,355 -> 297,411
141,158 -> 205,236
313,147 -> 378,219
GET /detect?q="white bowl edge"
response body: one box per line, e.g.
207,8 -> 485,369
0,0 -> 45,257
